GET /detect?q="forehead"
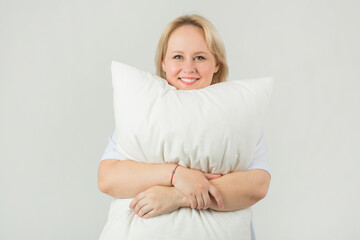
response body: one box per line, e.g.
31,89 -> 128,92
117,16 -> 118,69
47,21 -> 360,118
167,25 -> 210,53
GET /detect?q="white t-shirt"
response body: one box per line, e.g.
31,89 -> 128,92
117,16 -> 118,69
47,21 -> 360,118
100,128 -> 270,240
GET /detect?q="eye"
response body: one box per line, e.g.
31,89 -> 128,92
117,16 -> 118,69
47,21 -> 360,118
194,56 -> 205,60
173,55 -> 182,59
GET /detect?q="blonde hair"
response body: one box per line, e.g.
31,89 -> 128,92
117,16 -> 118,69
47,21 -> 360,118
155,14 -> 228,84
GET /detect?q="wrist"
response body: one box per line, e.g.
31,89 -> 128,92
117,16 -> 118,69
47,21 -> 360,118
170,164 -> 180,186
171,165 -> 186,187
157,163 -> 179,187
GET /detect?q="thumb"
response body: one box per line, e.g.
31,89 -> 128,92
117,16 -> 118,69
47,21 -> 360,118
203,172 -> 222,180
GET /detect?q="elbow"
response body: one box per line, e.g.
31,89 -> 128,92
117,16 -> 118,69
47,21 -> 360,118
97,160 -> 115,194
251,189 -> 267,203
97,172 -> 108,194
255,185 -> 269,201
98,177 -> 108,193
252,170 -> 271,202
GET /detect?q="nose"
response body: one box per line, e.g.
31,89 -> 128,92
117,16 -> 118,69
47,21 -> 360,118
182,59 -> 196,73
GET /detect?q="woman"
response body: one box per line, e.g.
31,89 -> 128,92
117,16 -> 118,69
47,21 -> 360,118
98,14 -> 271,239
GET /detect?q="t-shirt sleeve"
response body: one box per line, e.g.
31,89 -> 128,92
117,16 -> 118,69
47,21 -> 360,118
100,131 -> 126,162
245,127 -> 271,176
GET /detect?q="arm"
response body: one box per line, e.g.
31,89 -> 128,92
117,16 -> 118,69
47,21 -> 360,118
98,159 -> 223,208
129,169 -> 270,218
98,159 -> 177,198
207,169 -> 271,211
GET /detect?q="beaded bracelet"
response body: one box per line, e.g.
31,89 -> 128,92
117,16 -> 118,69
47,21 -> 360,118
170,164 -> 180,185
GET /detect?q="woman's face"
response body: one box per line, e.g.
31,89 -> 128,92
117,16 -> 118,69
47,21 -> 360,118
162,25 -> 220,90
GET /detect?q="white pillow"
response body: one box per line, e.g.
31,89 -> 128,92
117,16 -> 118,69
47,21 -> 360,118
99,61 -> 274,240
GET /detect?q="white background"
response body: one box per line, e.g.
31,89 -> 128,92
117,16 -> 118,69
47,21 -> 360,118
1,0 -> 359,239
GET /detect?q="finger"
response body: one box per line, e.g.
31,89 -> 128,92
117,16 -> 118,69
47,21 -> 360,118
189,196 -> 197,209
129,193 -> 145,209
203,173 -> 222,180
202,191 -> 211,209
142,209 -> 156,219
196,193 -> 204,209
137,204 -> 152,218
134,198 -> 147,214
208,184 -> 224,209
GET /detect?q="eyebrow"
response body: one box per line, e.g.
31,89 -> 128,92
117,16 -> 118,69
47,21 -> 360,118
170,50 -> 209,55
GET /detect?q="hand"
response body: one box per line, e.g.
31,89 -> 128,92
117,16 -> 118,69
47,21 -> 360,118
172,166 -> 224,210
128,186 -> 186,219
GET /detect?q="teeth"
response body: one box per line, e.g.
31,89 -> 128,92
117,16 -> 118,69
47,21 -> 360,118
180,78 -> 198,82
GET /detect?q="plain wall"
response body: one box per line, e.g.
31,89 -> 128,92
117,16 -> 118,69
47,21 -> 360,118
1,0 -> 359,239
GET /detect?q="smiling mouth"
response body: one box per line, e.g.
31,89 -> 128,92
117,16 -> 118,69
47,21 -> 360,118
178,77 -> 200,85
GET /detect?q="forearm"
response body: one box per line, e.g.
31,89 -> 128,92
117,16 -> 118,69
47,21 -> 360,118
208,169 -> 271,212
166,169 -> 271,211
98,159 -> 177,198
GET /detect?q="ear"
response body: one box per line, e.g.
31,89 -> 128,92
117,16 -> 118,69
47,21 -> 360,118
162,60 -> 165,72
214,62 -> 220,73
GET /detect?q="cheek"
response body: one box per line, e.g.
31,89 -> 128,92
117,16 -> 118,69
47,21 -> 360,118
166,63 -> 181,76
198,65 -> 214,79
